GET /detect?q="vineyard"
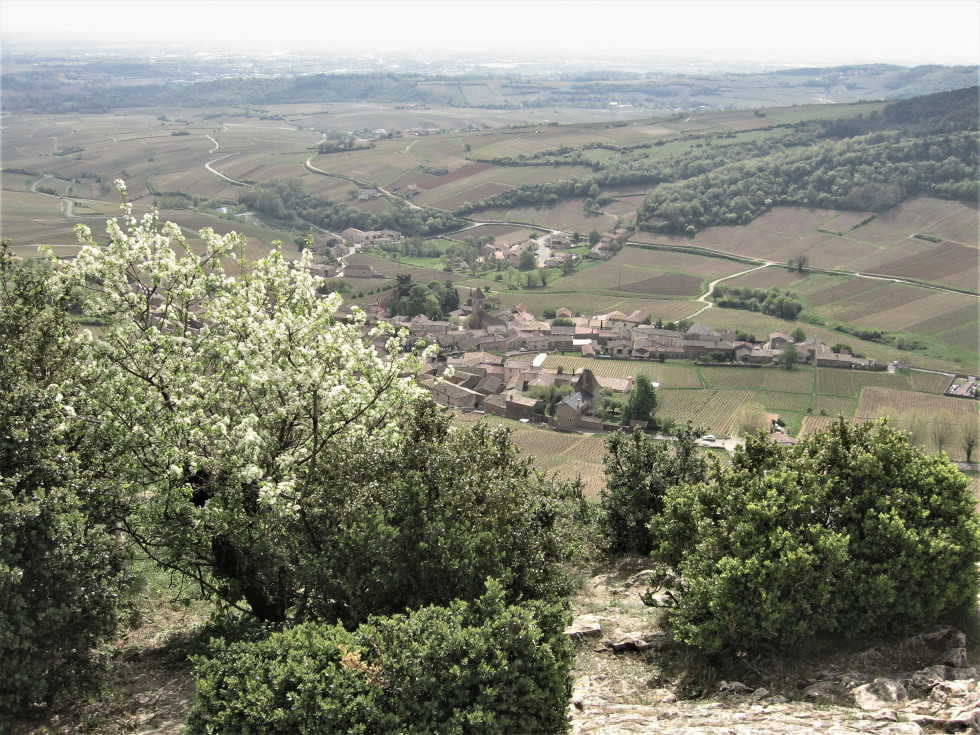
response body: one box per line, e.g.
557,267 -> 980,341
616,247 -> 747,279
855,387 -> 978,421
816,368 -> 912,397
465,414 -> 609,500
700,365 -> 815,392
809,394 -> 858,417
800,415 -> 839,437
910,371 -> 954,394
753,390 -> 812,413
614,273 -> 704,297
657,389 -> 758,436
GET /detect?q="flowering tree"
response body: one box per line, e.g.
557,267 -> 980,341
58,182 -> 435,621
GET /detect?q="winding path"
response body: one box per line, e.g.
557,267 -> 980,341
205,153 -> 247,185
689,262 -> 773,318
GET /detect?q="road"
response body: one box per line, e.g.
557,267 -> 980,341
688,262 -> 773,318
205,153 -> 247,185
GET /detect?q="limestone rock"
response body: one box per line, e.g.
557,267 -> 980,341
623,569 -> 655,589
851,678 -> 909,710
943,646 -> 969,668
802,680 -> 837,700
566,614 -> 605,639
910,664 -> 948,690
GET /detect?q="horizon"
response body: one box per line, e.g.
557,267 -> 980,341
2,0 -> 979,71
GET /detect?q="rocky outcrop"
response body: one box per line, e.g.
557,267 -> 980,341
571,638 -> 980,734
568,563 -> 979,734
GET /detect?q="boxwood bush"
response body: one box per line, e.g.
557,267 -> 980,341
648,418 -> 980,654
1,244 -> 130,722
186,579 -> 573,735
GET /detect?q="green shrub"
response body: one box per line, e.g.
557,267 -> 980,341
0,243 -> 130,721
299,401 -> 591,626
649,418 -> 980,654
599,424 -> 707,555
186,580 -> 573,735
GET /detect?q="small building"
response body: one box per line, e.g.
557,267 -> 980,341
343,264 -> 379,278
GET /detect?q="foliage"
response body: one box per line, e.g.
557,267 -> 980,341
599,424 -> 708,555
290,401 -> 590,626
712,284 -> 803,320
648,418 -> 980,654
593,388 -> 626,422
780,341 -> 800,369
0,243 -> 131,720
527,384 -> 573,418
734,402 -> 770,437
390,279 -> 459,319
56,183 -> 437,623
638,130 -> 978,234
240,177 -> 465,237
622,374 -> 658,424
186,580 -> 573,735
834,323 -> 926,352
519,248 -> 537,271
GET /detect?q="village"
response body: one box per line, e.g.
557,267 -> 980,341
290,228 -> 903,440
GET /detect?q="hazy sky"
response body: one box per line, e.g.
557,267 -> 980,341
3,0 -> 979,68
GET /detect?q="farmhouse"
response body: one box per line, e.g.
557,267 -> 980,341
430,381 -> 481,409
343,264 -> 380,278
342,228 -> 402,246
484,393 -> 543,422
555,390 -> 593,430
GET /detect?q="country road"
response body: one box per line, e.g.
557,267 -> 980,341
205,153 -> 247,185
689,262 -> 773,318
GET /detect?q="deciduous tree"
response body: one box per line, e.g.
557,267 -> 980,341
58,184 -> 435,622
622,374 -> 658,425
958,414 -> 979,463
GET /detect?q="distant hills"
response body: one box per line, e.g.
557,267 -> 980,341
2,56 -> 976,115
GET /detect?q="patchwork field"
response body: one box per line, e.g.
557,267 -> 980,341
3,102 -> 976,394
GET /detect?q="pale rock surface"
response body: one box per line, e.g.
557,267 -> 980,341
568,563 -> 979,734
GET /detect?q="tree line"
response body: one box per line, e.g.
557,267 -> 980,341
454,88 -> 978,234
711,284 -> 804,320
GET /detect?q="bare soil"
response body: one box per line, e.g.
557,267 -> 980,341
12,595 -> 207,735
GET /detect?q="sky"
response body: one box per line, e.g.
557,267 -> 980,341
2,0 -> 979,69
